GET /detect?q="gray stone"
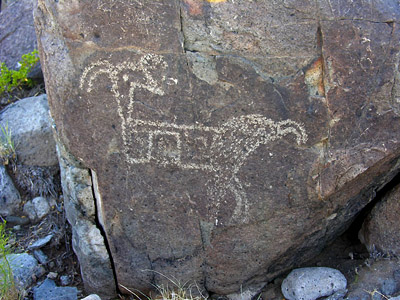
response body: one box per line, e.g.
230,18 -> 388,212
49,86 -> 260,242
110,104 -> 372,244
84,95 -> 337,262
0,94 -> 58,167
24,197 -> 51,223
33,278 -> 78,300
0,165 -> 21,216
33,249 -> 48,264
227,283 -> 265,300
2,253 -> 41,290
47,272 -> 58,280
281,267 -> 347,300
60,275 -> 71,286
28,234 -> 53,250
34,0 -> 400,297
4,215 -> 29,226
324,289 -> 347,300
347,260 -> 400,299
56,138 -> 116,298
0,0 -> 37,70
80,295 -> 102,300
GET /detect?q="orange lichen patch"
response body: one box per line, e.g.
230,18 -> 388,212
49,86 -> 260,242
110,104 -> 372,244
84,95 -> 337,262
184,0 -> 203,16
305,56 -> 325,97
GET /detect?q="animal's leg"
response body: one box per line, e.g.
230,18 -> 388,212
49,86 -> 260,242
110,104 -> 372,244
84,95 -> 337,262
229,176 -> 249,223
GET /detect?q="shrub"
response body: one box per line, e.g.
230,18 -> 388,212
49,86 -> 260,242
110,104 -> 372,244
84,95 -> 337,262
0,50 -> 40,95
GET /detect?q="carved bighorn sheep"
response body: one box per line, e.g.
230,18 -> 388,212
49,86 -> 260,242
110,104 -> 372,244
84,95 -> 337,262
80,54 -> 308,223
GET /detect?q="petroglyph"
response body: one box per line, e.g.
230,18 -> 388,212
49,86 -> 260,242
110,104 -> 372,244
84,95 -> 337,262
80,54 -> 308,223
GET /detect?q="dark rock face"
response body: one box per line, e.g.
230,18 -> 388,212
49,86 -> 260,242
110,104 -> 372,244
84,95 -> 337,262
34,0 -> 400,296
359,183 -> 400,256
0,0 -> 37,69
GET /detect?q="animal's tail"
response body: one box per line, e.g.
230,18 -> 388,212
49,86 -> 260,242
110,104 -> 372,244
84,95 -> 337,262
276,119 -> 308,145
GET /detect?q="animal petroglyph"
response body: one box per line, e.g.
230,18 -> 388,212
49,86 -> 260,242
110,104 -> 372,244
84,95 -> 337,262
80,54 -> 308,223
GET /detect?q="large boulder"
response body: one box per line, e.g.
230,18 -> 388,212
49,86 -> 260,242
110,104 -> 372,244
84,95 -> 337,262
34,0 -> 400,297
0,0 -> 37,69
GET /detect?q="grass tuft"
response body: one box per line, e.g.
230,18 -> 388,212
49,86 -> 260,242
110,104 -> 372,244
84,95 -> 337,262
120,270 -> 207,300
0,122 -> 16,166
0,221 -> 20,300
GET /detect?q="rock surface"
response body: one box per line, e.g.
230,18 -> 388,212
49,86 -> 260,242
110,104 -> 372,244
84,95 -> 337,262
34,0 -> 400,296
0,165 -> 21,216
23,196 -> 52,223
281,267 -> 347,300
0,94 -> 58,166
0,0 -> 37,69
56,136 -> 116,298
359,183 -> 400,256
346,259 -> 400,300
3,253 -> 44,290
33,278 -> 78,300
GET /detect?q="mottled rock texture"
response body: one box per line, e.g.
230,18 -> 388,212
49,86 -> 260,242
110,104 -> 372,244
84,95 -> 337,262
0,0 -> 37,69
56,137 -> 116,299
359,183 -> 400,256
34,0 -> 400,297
0,95 -> 58,167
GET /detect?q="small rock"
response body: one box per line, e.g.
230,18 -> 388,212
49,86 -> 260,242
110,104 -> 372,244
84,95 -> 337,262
33,249 -> 48,264
60,275 -> 71,286
0,165 -> 21,216
28,234 -> 53,250
227,283 -> 265,300
324,289 -> 347,300
33,278 -> 78,300
1,253 -> 41,290
5,215 -> 30,226
281,267 -> 347,300
80,295 -> 102,300
47,272 -> 58,280
24,197 -> 51,223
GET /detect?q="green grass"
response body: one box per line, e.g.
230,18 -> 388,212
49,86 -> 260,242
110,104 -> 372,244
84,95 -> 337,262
0,222 -> 20,300
0,122 -> 16,166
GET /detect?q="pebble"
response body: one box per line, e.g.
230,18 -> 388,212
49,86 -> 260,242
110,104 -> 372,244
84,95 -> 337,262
5,215 -> 30,226
27,234 -> 54,250
23,196 -> 51,223
47,272 -> 58,280
281,267 -> 347,300
80,294 -> 102,300
60,275 -> 71,286
33,249 -> 48,264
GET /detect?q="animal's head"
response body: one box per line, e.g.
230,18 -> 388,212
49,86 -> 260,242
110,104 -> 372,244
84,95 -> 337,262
79,53 -> 175,98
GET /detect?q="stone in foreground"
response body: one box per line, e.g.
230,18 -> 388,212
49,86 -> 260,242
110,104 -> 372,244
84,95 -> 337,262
33,278 -> 78,300
281,267 -> 347,300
